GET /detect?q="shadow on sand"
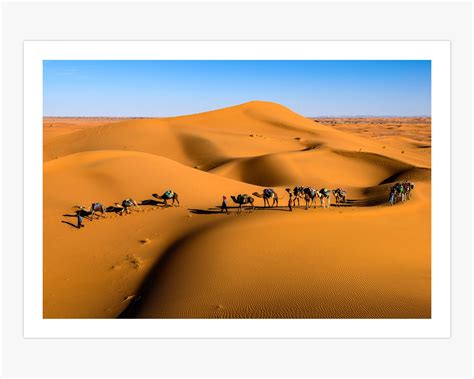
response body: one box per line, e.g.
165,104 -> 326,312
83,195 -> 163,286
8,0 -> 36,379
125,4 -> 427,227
61,220 -> 82,229
140,199 -> 164,206
188,205 -> 293,215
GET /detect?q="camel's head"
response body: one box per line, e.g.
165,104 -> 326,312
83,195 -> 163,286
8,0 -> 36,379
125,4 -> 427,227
230,195 -> 238,203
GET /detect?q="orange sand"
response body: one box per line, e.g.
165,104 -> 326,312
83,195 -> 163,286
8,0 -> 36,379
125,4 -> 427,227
43,101 -> 431,318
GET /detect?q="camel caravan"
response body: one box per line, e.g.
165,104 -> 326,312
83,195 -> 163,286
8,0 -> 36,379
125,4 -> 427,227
71,190 -> 180,228
388,181 -> 415,205
68,182 -> 415,228
234,186 -> 347,213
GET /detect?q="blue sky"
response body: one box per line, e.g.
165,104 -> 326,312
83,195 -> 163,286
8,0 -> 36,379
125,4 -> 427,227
43,60 -> 431,117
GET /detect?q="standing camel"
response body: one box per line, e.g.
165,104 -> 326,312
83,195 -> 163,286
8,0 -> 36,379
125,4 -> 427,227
252,188 -> 283,207
231,194 -> 255,213
317,188 -> 331,208
302,187 -> 318,209
332,188 -> 347,204
291,186 -> 305,207
89,202 -> 107,218
120,198 -> 141,214
152,190 -> 180,207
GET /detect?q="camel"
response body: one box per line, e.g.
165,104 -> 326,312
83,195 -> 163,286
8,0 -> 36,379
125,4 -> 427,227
89,202 -> 107,218
72,205 -> 94,219
252,188 -> 284,207
332,188 -> 347,204
152,190 -> 180,207
117,198 -> 141,214
302,187 -> 318,209
231,194 -> 255,213
317,188 -> 331,208
403,182 -> 415,200
291,186 -> 305,207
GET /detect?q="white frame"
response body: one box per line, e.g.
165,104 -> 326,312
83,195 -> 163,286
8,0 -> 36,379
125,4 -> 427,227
24,41 -> 450,338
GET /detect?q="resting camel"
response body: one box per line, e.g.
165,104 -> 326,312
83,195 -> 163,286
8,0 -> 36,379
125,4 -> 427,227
317,188 -> 331,208
152,190 -> 180,207
332,188 -> 347,204
291,186 -> 305,207
231,194 -> 255,213
252,188 -> 283,207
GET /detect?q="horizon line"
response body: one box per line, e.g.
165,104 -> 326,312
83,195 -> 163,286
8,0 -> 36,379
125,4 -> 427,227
43,114 -> 432,119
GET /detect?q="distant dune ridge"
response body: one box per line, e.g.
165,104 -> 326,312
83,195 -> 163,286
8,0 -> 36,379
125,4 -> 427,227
43,101 -> 431,319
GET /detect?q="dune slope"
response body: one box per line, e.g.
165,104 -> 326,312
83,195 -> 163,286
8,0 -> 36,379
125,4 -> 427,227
129,191 -> 431,319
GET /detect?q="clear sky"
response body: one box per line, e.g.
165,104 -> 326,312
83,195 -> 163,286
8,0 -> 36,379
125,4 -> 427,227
43,60 -> 431,117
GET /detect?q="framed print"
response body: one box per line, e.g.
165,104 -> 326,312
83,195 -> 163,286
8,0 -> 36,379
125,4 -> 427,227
23,40 -> 450,338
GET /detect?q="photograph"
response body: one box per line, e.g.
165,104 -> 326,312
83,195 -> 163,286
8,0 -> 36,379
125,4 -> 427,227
42,59 -> 432,319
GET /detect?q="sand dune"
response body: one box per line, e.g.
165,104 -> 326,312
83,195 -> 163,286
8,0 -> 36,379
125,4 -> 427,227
44,101 -> 428,170
210,147 -> 419,188
127,190 -> 431,319
43,101 -> 431,318
44,150 -> 266,318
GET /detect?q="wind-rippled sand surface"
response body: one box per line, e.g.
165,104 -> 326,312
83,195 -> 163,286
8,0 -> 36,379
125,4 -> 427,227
43,101 -> 431,318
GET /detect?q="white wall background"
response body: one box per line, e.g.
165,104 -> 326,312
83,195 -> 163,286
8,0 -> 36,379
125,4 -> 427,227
1,1 -> 472,377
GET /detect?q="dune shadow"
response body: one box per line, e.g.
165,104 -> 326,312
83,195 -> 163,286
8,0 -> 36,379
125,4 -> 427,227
118,220 -> 231,318
334,197 -> 389,207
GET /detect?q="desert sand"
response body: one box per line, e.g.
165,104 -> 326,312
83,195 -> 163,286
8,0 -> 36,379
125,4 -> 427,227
43,101 -> 431,318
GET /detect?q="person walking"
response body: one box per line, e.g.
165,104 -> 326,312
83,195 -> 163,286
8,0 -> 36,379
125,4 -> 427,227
288,190 -> 293,212
388,186 -> 395,205
221,195 -> 228,213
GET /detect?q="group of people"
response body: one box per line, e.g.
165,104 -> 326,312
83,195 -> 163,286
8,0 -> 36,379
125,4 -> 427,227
388,181 -> 415,205
71,190 -> 179,229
